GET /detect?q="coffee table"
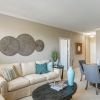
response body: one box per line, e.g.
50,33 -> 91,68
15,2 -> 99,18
32,81 -> 77,100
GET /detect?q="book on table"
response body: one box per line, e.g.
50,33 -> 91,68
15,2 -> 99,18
50,81 -> 67,91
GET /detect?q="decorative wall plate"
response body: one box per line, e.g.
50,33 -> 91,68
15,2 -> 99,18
0,36 -> 19,56
35,40 -> 44,52
17,34 -> 35,56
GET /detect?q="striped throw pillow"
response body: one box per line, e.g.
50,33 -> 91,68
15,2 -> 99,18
0,66 -> 18,81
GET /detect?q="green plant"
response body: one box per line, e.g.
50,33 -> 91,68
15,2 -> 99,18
51,51 -> 58,62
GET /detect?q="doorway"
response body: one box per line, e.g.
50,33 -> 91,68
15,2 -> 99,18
59,38 -> 70,70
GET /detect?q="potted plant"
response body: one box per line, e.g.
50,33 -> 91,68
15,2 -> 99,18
51,51 -> 59,66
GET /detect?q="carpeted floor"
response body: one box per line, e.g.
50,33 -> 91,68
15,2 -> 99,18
19,68 -> 100,100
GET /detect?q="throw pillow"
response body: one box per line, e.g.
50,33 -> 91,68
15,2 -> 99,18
47,62 -> 53,72
13,65 -> 20,77
36,60 -> 49,64
12,63 -> 22,76
21,62 -> 36,76
0,66 -> 18,81
36,63 -> 49,74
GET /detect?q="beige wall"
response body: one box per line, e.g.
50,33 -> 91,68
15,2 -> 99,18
90,37 -> 96,63
96,31 -> 100,60
0,14 -> 85,67
85,36 -> 90,64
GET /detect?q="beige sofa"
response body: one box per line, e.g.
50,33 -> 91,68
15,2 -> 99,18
0,61 -> 61,100
0,94 -> 5,100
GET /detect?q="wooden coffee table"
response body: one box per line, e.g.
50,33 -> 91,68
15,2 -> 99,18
32,81 -> 77,100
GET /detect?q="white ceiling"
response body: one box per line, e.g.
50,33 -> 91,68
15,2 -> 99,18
0,0 -> 100,32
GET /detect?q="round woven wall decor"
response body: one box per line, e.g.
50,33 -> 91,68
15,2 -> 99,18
0,36 -> 19,56
17,34 -> 35,56
35,40 -> 44,52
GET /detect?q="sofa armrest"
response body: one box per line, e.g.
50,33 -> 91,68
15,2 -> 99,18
53,68 -> 61,74
0,77 -> 7,96
0,94 -> 5,100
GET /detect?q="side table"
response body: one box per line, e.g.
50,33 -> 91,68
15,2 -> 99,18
53,65 -> 64,80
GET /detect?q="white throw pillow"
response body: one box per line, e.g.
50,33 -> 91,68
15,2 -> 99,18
36,60 -> 49,64
21,62 -> 35,76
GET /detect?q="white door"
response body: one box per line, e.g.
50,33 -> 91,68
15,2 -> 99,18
59,38 -> 70,70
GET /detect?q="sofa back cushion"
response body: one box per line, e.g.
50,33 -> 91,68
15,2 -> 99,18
21,62 -> 35,76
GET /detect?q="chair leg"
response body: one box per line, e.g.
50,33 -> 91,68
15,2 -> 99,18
96,84 -> 98,95
80,73 -> 82,81
85,81 -> 88,90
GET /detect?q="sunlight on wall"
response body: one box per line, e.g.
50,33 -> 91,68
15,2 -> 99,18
83,32 -> 96,64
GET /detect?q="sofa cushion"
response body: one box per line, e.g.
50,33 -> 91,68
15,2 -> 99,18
53,68 -> 61,75
21,62 -> 35,76
8,77 -> 30,91
36,63 -> 49,74
43,72 -> 59,80
24,74 -> 46,85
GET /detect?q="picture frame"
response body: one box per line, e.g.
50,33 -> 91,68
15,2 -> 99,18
75,43 -> 82,54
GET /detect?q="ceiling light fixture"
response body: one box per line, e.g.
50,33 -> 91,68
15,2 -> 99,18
83,32 -> 96,38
